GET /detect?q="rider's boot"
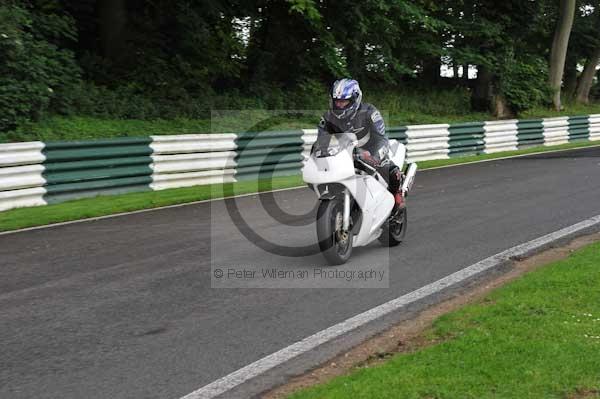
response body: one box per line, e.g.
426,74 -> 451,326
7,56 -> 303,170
393,190 -> 405,214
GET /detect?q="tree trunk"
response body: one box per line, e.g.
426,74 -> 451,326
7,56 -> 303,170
463,63 -> 470,82
493,93 -> 514,119
421,57 -> 441,85
548,0 -> 576,111
453,64 -> 459,80
562,56 -> 578,99
98,0 -> 128,61
471,65 -> 493,111
575,47 -> 600,104
346,45 -> 365,80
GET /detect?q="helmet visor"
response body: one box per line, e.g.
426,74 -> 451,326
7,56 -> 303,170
333,98 -> 352,110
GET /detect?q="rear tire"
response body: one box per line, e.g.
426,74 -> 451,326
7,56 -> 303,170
379,207 -> 407,247
317,199 -> 353,265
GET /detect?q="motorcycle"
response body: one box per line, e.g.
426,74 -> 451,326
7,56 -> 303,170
302,132 -> 417,265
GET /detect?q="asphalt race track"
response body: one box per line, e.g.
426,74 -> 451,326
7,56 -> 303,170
1,147 -> 600,399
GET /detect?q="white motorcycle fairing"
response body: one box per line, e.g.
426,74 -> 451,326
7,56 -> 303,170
303,139 -> 396,248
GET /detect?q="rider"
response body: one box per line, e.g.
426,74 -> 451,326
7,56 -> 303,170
317,78 -> 404,209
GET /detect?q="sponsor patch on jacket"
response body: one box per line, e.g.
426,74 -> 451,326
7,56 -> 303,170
371,110 -> 383,124
371,110 -> 385,135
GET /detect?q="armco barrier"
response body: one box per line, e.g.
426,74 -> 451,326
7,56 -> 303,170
1,114 -> 599,211
235,130 -> 305,180
42,138 -> 153,204
150,134 -> 237,190
0,142 -> 47,211
405,124 -> 450,162
483,120 -> 518,153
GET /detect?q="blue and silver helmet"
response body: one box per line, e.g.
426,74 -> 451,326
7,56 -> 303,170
330,78 -> 362,120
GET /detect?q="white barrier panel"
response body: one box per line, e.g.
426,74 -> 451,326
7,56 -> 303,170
542,117 -> 569,146
150,169 -> 237,190
589,115 -> 600,141
0,186 -> 47,211
151,152 -> 237,174
407,150 -> 451,162
406,139 -> 449,152
0,142 -> 47,211
405,124 -> 451,138
150,135 -> 238,190
484,120 -> 518,153
0,164 -> 46,191
0,141 -> 45,167
150,134 -> 237,154
301,129 -> 318,161
405,124 -> 450,161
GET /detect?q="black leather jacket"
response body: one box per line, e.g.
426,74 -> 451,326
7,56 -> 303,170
318,102 -> 389,161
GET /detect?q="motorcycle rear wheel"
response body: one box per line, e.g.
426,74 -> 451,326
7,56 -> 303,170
379,207 -> 407,247
316,199 -> 353,265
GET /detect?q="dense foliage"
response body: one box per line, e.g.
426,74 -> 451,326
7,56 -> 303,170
1,0 -> 599,133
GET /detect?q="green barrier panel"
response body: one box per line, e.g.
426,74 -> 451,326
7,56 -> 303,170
235,130 -> 304,149
449,150 -> 485,158
45,175 -> 153,194
42,137 -> 153,205
517,119 -> 544,147
235,162 -> 304,181
388,127 -> 408,144
234,130 -> 304,179
44,165 -> 153,185
448,122 -> 485,136
448,141 -> 485,150
448,122 -> 485,156
43,139 -> 152,162
236,152 -> 304,169
449,133 -> 485,140
43,156 -> 151,172
568,115 -> 590,142
44,137 -> 151,148
448,146 -> 486,157
45,180 -> 152,204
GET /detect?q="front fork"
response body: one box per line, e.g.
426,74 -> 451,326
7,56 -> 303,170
342,189 -> 351,231
315,185 -> 351,231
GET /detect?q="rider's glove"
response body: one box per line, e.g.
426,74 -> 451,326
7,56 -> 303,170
356,149 -> 380,168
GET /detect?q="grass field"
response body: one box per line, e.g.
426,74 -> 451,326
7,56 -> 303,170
287,240 -> 600,399
0,141 -> 598,232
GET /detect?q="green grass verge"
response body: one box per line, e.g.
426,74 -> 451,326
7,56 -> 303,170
0,141 -> 599,232
288,240 -> 600,399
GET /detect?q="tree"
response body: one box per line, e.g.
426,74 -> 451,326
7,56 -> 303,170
567,1 -> 600,103
549,0 -> 576,110
98,0 -> 127,61
575,47 -> 600,103
444,0 -> 554,115
0,1 -> 81,130
562,55 -> 578,98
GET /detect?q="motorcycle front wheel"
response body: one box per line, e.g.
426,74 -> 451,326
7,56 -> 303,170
316,199 -> 353,265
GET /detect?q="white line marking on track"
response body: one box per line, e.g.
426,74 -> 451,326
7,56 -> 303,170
181,213 -> 600,399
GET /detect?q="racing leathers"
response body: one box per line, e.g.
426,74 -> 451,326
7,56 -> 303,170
317,103 -> 403,205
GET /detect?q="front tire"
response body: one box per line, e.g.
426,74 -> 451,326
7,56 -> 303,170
317,199 -> 353,265
379,207 -> 407,247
